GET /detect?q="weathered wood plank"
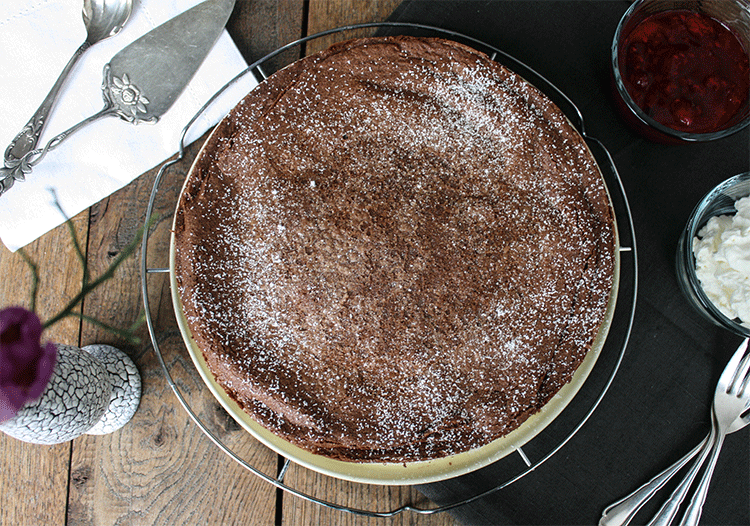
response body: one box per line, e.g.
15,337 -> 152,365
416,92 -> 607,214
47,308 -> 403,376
2,2 -> 462,525
305,0 -> 404,54
228,0 -> 306,74
281,464 -> 456,526
0,215 -> 88,526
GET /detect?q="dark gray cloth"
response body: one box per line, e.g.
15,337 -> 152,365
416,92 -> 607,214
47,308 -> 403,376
383,1 -> 750,524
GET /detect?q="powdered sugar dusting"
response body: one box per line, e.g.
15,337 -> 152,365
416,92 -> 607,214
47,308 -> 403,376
174,36 -> 615,462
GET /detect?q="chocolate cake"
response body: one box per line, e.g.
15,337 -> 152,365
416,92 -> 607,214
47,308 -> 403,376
173,36 -> 616,463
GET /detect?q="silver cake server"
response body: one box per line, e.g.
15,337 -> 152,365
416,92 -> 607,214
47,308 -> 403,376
0,0 -> 236,196
3,0 -> 134,172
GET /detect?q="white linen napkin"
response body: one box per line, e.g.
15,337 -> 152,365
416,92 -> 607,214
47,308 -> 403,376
0,0 -> 258,252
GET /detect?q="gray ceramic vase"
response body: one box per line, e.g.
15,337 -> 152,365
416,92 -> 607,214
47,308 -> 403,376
0,343 -> 141,444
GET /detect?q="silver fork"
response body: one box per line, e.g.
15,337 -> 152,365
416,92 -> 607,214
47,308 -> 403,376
599,417 -> 749,526
649,338 -> 750,526
674,340 -> 750,526
600,338 -> 750,526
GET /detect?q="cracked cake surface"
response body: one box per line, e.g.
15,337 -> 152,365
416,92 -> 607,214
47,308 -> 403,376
173,36 -> 616,463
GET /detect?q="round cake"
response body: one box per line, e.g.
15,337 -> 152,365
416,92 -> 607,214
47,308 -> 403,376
173,36 -> 616,464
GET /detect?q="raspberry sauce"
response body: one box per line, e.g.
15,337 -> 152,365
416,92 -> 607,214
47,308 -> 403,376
619,9 -> 749,134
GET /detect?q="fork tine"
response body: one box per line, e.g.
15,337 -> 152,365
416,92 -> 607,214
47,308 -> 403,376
738,357 -> 750,398
720,338 -> 749,389
730,345 -> 750,395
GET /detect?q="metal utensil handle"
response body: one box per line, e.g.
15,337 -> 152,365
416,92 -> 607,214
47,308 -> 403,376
0,104 -> 116,197
677,430 -> 726,526
4,42 -> 91,165
645,424 -> 717,526
598,435 -> 708,526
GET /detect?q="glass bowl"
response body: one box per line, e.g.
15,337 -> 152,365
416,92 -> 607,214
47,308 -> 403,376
676,172 -> 750,337
611,0 -> 750,143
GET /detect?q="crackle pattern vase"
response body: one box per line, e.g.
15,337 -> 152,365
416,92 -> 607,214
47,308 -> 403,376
0,343 -> 141,444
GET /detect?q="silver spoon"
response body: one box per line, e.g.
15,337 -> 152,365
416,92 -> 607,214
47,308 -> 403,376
1,0 -> 133,183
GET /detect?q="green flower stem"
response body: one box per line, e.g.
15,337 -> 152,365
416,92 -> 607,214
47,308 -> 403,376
17,248 -> 39,313
42,222 -> 145,332
18,188 -> 158,345
57,311 -> 144,344
64,213 -> 89,286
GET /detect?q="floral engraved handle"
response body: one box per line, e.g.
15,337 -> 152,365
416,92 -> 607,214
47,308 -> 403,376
5,44 -> 90,163
0,64 -> 159,197
5,120 -> 44,169
0,43 -> 91,196
103,65 -> 158,125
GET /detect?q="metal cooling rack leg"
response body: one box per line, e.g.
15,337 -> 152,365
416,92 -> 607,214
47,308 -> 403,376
253,65 -> 268,81
277,458 -> 291,482
516,448 -> 533,467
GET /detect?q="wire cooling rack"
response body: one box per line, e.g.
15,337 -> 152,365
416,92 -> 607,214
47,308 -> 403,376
139,23 -> 638,517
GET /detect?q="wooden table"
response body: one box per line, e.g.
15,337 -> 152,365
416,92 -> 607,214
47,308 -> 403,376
0,1 -> 455,524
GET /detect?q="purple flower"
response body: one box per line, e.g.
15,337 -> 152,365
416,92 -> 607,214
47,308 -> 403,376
0,307 -> 57,423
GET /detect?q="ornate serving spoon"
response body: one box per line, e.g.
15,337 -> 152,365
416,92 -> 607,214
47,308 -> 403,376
0,0 -> 236,197
2,0 -> 133,181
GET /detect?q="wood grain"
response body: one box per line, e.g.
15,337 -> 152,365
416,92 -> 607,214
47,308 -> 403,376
305,0 -> 404,54
281,464 -> 455,526
228,0 -> 306,74
66,139 -> 279,526
0,215 -> 88,526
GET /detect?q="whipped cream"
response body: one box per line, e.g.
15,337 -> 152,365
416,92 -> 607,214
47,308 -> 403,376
693,196 -> 750,326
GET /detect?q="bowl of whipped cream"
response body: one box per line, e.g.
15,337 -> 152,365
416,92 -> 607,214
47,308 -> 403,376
677,172 -> 750,336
